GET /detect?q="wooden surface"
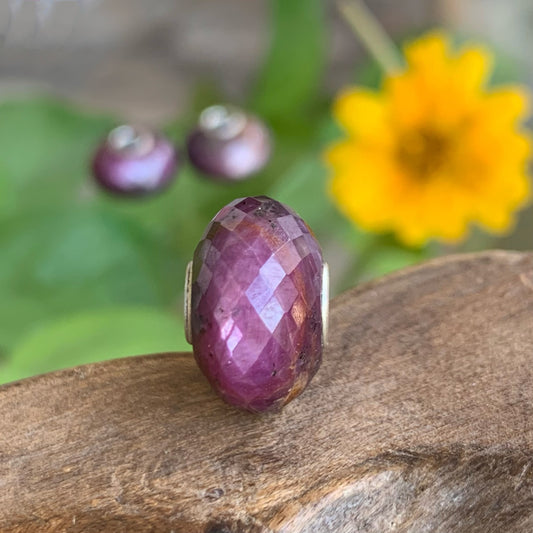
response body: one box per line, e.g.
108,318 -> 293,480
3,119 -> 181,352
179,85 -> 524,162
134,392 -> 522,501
2,251 -> 533,532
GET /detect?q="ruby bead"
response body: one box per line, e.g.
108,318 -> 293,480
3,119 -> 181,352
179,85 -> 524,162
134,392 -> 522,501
189,196 -> 325,413
92,125 -> 179,196
186,105 -> 271,182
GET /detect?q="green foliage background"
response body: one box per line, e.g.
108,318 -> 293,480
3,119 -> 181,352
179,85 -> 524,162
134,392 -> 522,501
0,1 -> 514,384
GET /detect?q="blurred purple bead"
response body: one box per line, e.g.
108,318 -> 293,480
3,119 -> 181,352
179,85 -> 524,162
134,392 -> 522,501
186,105 -> 272,182
92,125 -> 179,196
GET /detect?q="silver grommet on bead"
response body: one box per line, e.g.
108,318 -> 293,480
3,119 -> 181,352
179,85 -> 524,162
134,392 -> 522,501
107,124 -> 156,157
198,105 -> 247,141
184,260 -> 193,345
321,262 -> 330,346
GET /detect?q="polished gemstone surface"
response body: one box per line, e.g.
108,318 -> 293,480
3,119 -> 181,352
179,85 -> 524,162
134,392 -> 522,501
190,196 -> 324,412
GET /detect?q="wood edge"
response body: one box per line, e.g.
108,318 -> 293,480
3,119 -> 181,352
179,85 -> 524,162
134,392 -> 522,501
332,249 -> 530,309
1,250 -> 528,394
0,352 -> 193,393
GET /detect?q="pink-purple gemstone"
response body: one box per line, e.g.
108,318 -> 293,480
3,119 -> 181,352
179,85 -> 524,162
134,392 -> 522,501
190,196 -> 324,413
186,106 -> 271,182
92,125 -> 179,196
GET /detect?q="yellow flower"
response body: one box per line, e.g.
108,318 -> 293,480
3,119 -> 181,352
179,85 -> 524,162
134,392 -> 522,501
325,31 -> 532,247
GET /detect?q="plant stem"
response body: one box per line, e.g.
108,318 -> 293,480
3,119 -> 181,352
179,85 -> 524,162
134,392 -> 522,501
337,0 -> 404,75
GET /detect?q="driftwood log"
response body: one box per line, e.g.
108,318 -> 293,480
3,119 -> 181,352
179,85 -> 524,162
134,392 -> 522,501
2,251 -> 533,532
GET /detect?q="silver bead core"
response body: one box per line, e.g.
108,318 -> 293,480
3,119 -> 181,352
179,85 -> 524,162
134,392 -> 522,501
184,261 -> 193,345
107,125 -> 156,157
321,262 -> 330,346
198,105 -> 247,141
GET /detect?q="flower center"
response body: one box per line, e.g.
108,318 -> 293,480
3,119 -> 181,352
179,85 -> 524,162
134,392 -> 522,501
396,129 -> 452,180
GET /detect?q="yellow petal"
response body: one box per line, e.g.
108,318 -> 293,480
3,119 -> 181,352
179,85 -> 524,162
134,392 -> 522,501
395,219 -> 433,247
391,179 -> 470,246
328,151 -> 397,230
386,74 -> 428,129
332,88 -> 387,139
453,45 -> 493,92
323,139 -> 356,172
481,87 -> 531,125
403,31 -> 450,71
475,205 -> 514,233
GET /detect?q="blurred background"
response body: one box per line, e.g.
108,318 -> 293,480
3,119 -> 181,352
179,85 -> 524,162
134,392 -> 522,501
0,0 -> 532,383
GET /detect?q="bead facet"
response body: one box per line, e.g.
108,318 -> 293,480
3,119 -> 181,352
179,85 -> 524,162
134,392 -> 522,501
186,105 -> 271,182
92,125 -> 179,196
188,196 -> 325,413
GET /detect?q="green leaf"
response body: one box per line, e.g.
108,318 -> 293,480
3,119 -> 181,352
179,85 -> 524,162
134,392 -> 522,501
334,232 -> 433,292
354,57 -> 384,90
0,205 -> 171,353
0,206 -> 162,302
250,0 -> 326,120
0,162 -> 16,220
360,245 -> 429,280
0,296 -> 49,357
0,306 -> 188,384
0,98 -> 114,211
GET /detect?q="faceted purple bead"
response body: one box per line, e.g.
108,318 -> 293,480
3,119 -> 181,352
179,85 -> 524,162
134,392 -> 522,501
190,196 -> 324,413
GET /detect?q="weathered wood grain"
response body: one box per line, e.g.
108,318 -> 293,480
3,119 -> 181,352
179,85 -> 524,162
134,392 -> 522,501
2,251 -> 533,532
